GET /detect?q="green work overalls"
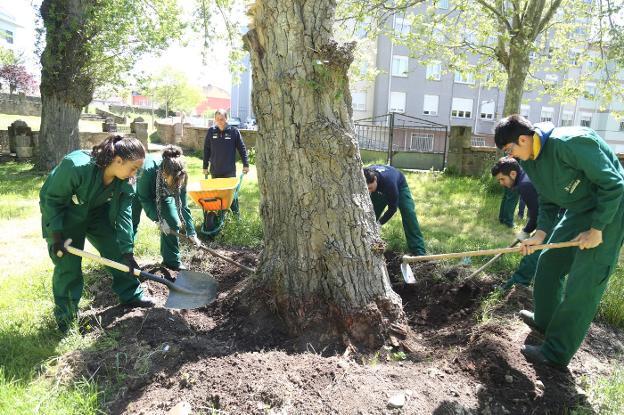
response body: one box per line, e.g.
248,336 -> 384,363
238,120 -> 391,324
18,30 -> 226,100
132,155 -> 196,269
40,151 -> 143,332
520,125 -> 624,367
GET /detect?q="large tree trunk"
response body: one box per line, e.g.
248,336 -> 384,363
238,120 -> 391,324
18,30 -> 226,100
36,0 -> 95,170
37,95 -> 82,170
244,1 -> 404,346
502,45 -> 531,116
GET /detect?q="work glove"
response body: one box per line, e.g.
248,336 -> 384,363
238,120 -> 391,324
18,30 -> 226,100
122,253 -> 141,276
189,234 -> 202,247
50,232 -> 68,258
515,231 -> 531,241
159,220 -> 172,235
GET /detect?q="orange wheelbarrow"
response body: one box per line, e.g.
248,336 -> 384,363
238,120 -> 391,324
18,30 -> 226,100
187,174 -> 244,238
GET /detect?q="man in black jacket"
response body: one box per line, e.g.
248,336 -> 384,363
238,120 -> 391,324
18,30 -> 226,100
203,109 -> 250,214
364,165 -> 426,256
492,157 -> 544,289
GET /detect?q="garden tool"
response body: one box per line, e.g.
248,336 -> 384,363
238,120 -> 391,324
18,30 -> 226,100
400,240 -> 582,284
467,239 -> 521,279
62,239 -> 218,309
171,231 -> 257,275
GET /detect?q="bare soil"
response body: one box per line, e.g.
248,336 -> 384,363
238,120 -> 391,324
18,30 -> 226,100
60,248 -> 624,414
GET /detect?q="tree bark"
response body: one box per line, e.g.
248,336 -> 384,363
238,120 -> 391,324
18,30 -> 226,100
244,1 -> 403,347
37,94 -> 82,170
502,45 -> 530,117
36,0 -> 95,170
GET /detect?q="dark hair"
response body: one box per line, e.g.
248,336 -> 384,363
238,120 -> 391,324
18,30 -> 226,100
214,109 -> 228,119
363,167 -> 378,184
491,156 -> 521,177
161,145 -> 187,187
91,135 -> 146,168
494,114 -> 535,149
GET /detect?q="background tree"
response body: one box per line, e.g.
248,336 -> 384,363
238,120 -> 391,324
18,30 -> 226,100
140,67 -> 204,117
0,64 -> 37,95
243,0 -> 404,346
37,0 -> 183,170
350,0 -> 623,117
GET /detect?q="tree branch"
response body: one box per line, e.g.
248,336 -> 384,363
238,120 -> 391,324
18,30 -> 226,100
474,0 -> 512,32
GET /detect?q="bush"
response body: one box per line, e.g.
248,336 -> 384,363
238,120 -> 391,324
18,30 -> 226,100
149,131 -> 161,144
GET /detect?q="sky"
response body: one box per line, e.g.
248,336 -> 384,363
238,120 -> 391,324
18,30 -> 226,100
5,0 -> 239,93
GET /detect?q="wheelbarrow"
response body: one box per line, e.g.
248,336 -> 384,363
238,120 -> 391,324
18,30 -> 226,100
187,174 -> 244,238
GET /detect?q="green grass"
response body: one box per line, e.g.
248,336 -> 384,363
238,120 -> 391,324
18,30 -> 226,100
0,162 -> 46,220
573,368 -> 624,414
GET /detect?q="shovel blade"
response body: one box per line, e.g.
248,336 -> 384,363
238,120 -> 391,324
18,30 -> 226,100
164,270 -> 218,309
401,263 -> 416,284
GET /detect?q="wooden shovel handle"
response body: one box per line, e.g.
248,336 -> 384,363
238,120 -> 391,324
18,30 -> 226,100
402,240 -> 582,263
63,239 -> 141,277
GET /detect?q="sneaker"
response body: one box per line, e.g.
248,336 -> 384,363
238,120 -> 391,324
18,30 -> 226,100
518,310 -> 544,335
124,295 -> 156,309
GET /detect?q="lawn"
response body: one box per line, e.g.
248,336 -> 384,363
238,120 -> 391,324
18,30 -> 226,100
0,157 -> 623,414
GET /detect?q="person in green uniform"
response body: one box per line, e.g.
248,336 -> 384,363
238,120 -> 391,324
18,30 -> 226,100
363,165 -> 426,256
133,145 -> 200,271
40,135 -> 153,333
494,115 -> 624,368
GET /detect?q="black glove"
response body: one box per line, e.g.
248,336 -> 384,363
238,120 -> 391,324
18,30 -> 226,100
50,232 -> 68,258
122,253 -> 141,275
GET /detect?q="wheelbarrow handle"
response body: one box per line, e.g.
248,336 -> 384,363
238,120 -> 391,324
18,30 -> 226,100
62,239 -> 179,290
402,240 -> 582,263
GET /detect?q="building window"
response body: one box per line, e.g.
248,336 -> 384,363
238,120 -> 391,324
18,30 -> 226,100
561,110 -> 574,127
540,106 -> 554,122
389,92 -> 406,113
545,74 -> 559,83
471,137 -> 487,146
480,100 -> 495,120
425,61 -> 442,81
2,30 -> 13,44
423,95 -> 439,116
451,97 -> 473,118
521,104 -> 531,119
394,17 -> 411,35
409,133 -> 434,152
580,112 -> 592,127
351,92 -> 367,111
438,0 -> 450,9
391,55 -> 409,77
585,82 -> 597,98
454,71 -> 475,85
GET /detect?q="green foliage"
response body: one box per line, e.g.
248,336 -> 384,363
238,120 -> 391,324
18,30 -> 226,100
39,0 -> 183,105
352,0 -> 623,114
137,66 -> 203,117
574,367 -> 624,414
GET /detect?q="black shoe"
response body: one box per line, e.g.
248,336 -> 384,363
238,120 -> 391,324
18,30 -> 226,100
521,345 -> 566,369
124,296 -> 156,309
519,310 -> 544,335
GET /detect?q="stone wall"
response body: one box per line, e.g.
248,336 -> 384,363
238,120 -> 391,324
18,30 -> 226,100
0,93 -> 42,116
447,126 -> 498,177
0,129 -> 136,157
154,122 -> 258,152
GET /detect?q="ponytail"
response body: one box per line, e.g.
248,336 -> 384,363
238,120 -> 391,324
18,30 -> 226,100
161,145 -> 187,187
92,135 -> 146,168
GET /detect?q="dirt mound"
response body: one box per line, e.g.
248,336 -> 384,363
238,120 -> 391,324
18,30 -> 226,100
62,249 -> 623,414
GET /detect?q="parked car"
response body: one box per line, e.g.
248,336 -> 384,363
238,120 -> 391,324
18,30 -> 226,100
228,117 -> 242,127
240,118 -> 257,130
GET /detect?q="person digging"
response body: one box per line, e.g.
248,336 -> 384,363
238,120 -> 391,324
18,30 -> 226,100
363,165 -> 426,256
494,114 -> 624,369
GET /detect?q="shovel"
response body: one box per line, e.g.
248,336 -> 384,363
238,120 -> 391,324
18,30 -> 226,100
400,240 -> 581,284
467,239 -> 521,279
62,240 -> 218,309
171,231 -> 257,274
